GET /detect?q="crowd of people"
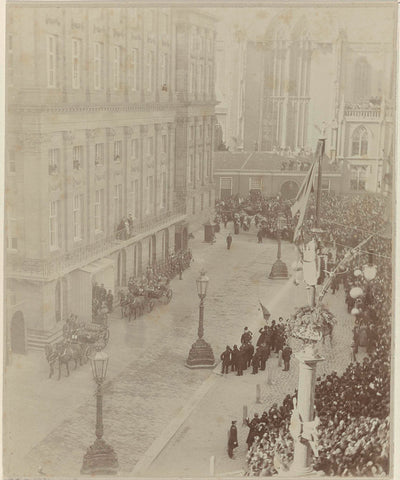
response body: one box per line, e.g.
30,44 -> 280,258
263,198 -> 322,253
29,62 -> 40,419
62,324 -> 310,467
215,192 -> 293,242
245,192 -> 391,476
220,321 -> 289,376
92,282 -> 113,321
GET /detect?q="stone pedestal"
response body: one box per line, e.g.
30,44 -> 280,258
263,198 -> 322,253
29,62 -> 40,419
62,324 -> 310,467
81,438 -> 119,475
269,258 -> 289,279
185,337 -> 216,369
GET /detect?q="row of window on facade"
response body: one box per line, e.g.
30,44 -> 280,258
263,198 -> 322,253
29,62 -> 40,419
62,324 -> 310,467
47,136 -> 167,174
47,175 -> 168,250
7,34 -> 213,94
7,177 -> 168,252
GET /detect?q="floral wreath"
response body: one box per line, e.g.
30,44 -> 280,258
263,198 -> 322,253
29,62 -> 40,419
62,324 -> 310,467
288,305 -> 336,343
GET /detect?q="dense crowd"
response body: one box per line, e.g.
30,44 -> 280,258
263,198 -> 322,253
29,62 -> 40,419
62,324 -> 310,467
215,193 -> 293,241
245,192 -> 391,476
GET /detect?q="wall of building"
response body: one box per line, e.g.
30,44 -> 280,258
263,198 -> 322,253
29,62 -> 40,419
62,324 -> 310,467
5,5 -> 217,345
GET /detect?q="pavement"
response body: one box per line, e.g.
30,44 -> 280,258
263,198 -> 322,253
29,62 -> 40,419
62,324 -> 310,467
3,224 -> 360,478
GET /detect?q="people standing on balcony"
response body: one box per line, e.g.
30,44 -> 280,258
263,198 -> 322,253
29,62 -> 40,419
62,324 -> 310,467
117,218 -> 126,240
128,214 -> 133,236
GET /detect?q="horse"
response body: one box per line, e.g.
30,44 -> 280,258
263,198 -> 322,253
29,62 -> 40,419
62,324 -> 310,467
44,344 -> 58,379
54,341 -> 85,380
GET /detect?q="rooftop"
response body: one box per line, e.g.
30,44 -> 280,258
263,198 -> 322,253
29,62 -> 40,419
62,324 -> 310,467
213,151 -> 338,173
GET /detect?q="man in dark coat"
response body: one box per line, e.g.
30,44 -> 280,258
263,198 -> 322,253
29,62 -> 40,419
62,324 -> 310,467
226,233 -> 233,250
257,344 -> 269,371
231,345 -> 239,372
236,345 -> 245,376
241,327 -> 252,345
257,326 -> 268,347
227,421 -> 238,458
245,413 -> 259,449
257,230 -> 263,243
282,344 -> 293,371
251,352 -> 260,374
245,341 -> 254,368
220,346 -> 232,374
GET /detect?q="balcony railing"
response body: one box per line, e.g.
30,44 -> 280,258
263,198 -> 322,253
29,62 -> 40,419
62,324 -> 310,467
344,106 -> 381,119
7,202 -> 187,279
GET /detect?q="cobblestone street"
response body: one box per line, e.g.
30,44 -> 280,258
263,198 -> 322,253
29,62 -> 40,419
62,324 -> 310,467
144,285 -> 358,477
4,226 -> 297,477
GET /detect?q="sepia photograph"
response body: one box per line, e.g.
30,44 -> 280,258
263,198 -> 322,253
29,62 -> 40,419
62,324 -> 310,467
2,0 -> 397,478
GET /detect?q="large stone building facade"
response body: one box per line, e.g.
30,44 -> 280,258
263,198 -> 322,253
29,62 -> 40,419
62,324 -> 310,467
215,6 -> 396,194
5,5 -> 217,353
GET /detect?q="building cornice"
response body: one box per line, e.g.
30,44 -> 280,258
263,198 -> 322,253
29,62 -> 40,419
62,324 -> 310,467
214,170 -> 343,177
8,100 -> 219,114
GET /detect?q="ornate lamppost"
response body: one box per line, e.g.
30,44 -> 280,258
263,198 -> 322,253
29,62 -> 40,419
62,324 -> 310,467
81,350 -> 119,475
185,270 -> 216,368
269,203 -> 289,280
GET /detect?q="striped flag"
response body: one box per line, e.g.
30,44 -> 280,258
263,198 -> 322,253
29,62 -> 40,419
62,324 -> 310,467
291,158 -> 318,243
259,302 -> 271,320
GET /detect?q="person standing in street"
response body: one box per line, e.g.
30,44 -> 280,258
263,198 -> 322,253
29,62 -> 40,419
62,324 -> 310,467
282,344 -> 293,371
257,229 -> 263,243
231,345 -> 239,372
220,346 -> 232,374
237,345 -> 245,376
228,421 -> 238,458
226,233 -> 233,250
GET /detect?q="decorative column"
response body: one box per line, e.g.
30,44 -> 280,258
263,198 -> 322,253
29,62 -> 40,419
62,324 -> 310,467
289,347 -> 325,476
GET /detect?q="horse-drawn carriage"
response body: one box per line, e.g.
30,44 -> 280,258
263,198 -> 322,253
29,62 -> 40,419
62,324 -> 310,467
45,318 -> 110,380
119,281 -> 172,321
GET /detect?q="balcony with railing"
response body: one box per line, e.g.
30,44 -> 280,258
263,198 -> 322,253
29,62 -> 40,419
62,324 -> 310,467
344,98 -> 394,121
6,201 -> 187,280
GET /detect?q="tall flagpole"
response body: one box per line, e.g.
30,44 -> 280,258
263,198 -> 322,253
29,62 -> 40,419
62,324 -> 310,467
289,134 -> 327,476
315,139 -> 324,229
310,137 -> 325,307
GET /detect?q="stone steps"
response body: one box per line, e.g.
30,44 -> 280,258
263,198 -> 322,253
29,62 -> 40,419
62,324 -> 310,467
27,328 -> 63,351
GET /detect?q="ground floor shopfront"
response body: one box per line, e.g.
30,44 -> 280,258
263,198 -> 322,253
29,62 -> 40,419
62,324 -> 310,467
5,219 -> 192,354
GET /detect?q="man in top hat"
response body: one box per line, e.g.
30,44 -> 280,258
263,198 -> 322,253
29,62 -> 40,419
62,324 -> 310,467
228,420 -> 238,458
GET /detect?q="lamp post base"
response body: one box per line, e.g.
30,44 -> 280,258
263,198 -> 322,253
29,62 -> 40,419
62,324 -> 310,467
185,338 -> 216,369
81,438 -> 119,475
269,259 -> 289,279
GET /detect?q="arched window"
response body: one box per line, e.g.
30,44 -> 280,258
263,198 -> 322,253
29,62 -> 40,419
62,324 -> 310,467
354,58 -> 370,101
351,126 -> 368,156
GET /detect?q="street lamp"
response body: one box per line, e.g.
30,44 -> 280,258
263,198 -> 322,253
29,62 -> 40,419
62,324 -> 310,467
269,207 -> 289,279
185,270 -> 216,369
81,350 -> 119,475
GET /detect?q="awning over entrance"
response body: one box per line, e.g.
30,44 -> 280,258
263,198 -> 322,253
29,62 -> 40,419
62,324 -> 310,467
80,257 -> 114,275
70,258 -> 115,322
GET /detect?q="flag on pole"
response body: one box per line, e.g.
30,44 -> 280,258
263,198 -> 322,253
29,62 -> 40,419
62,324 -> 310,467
291,158 -> 318,243
259,302 -> 271,321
